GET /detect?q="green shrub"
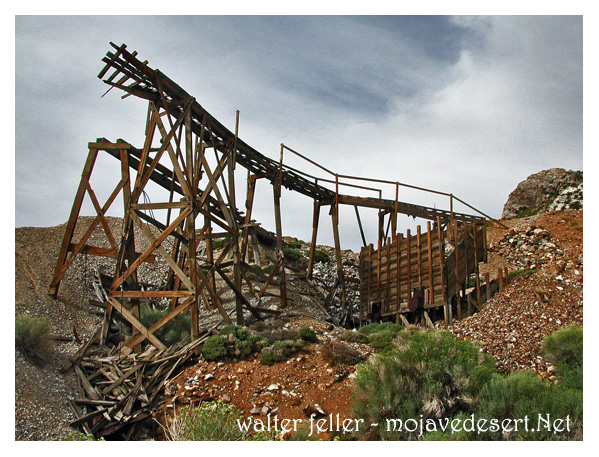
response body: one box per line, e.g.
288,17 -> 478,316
338,330 -> 370,344
201,335 -> 228,361
211,238 -> 230,250
139,305 -> 191,346
313,250 -> 329,263
358,321 -> 404,352
358,321 -> 402,336
508,269 -> 541,277
202,325 -> 265,361
287,241 -> 303,249
56,430 -> 104,441
263,264 -> 275,275
299,326 -> 318,343
15,314 -> 53,367
475,370 -> 583,440
351,328 -> 495,440
283,247 -> 301,261
260,339 -> 304,366
541,325 -> 583,389
163,402 -> 250,441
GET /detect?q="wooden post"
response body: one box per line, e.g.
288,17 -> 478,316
453,220 -> 462,321
406,229 -> 412,305
240,173 -> 257,264
307,200 -> 321,279
185,105 -> 200,339
354,205 -> 368,248
483,225 -> 488,263
464,222 -> 472,317
473,223 -> 481,307
230,110 -> 243,325
392,182 -> 399,236
426,221 -> 434,304
250,230 -> 261,267
498,267 -> 504,293
416,225 -> 423,289
331,202 -> 348,322
485,272 -> 491,301
274,144 -> 287,308
376,210 -> 383,301
475,273 -> 481,308
436,217 -> 450,326
384,238 -> 391,315
368,244 -> 373,314
396,233 -> 402,310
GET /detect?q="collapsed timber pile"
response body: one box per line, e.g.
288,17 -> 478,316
67,333 -> 210,439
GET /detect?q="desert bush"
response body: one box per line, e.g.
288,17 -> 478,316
358,321 -> 404,352
201,334 -> 228,361
475,370 -> 583,440
299,326 -> 318,343
260,339 -> 304,366
283,247 -> 301,261
323,341 -> 365,367
262,264 -> 276,275
202,325 -> 265,361
211,237 -> 230,250
139,305 -> 191,346
313,250 -> 329,263
352,328 -> 495,440
15,314 -> 53,367
163,402 -> 249,441
338,330 -> 370,344
56,430 -> 104,441
541,325 -> 583,389
287,240 -> 303,249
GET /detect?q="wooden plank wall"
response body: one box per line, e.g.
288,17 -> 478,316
359,222 -> 445,321
444,222 -> 486,300
359,221 -> 486,322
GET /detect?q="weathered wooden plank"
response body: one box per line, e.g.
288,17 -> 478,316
61,327 -> 102,373
69,407 -> 109,428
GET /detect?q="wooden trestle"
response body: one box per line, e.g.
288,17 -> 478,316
49,43 -> 502,352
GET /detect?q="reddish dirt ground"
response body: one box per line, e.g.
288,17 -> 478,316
158,317 -> 373,440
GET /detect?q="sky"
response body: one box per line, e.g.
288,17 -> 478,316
14,13 -> 585,251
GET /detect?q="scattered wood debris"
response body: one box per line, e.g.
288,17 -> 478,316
67,332 -> 211,440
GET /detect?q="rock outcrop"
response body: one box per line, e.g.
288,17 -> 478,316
501,168 -> 582,220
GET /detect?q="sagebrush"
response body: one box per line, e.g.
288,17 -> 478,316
15,314 -> 53,366
162,402 -> 249,441
352,328 -> 495,440
202,325 -> 265,361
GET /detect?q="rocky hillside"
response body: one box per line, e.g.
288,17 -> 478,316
501,168 -> 582,220
451,209 -> 583,376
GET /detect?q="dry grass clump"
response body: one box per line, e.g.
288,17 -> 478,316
323,340 -> 365,367
15,314 -> 54,367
